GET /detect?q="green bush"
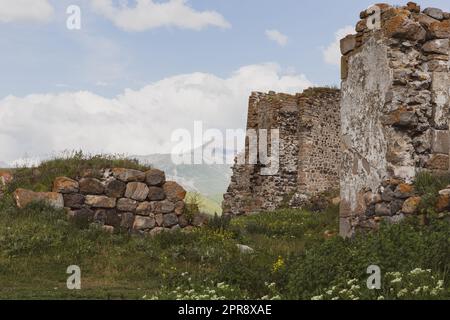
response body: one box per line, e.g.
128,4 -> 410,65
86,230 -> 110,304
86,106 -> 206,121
286,217 -> 450,299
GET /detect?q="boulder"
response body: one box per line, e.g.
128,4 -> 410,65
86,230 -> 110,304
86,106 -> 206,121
133,215 -> 156,230
52,177 -> 79,194
428,20 -> 450,39
112,168 -> 145,182
163,213 -> 178,228
120,212 -> 135,229
375,203 -> 391,216
237,244 -> 255,254
85,195 -> 116,208
63,193 -> 85,209
383,13 -> 426,41
145,169 -> 166,186
163,181 -> 186,202
125,182 -> 149,201
174,201 -> 185,216
147,187 -> 166,201
94,209 -> 121,227
67,207 -> 94,228
79,178 -> 104,195
104,179 -> 126,198
394,184 -> 415,198
117,198 -> 138,212
136,201 -> 154,216
423,7 -> 444,20
155,200 -> 176,214
402,197 -> 422,214
13,188 -> 64,209
422,39 -> 449,55
178,215 -> 189,228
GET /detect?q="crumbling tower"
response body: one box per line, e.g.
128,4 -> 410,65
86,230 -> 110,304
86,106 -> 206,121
223,88 -> 341,216
339,3 -> 450,237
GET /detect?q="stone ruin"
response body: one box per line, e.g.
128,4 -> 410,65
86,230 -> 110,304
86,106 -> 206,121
340,2 -> 450,237
222,88 -> 341,216
14,168 -> 206,235
223,2 -> 450,237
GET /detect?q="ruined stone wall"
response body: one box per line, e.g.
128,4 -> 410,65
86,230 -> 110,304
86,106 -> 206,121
297,89 -> 341,195
340,3 -> 450,237
223,88 -> 341,216
14,168 -> 206,235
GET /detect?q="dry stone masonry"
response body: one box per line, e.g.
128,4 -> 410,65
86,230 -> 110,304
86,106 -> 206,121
14,168 -> 205,235
223,88 -> 341,216
340,2 -> 450,237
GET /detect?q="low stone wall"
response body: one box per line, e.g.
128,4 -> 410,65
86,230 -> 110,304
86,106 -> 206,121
14,168 -> 205,235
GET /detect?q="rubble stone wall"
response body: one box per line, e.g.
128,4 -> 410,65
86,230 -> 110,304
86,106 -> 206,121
223,88 -> 341,216
13,168 -> 205,236
340,2 -> 450,237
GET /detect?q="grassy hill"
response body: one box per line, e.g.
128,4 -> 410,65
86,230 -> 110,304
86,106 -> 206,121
0,155 -> 448,300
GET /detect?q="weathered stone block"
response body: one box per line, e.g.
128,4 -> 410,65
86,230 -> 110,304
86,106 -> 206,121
423,7 -> 444,20
53,177 -> 79,194
155,200 -> 176,214
145,169 -> 166,186
125,182 -> 149,201
163,182 -> 186,202
163,213 -> 178,228
136,201 -> 154,216
112,168 -> 145,182
117,198 -> 138,212
79,178 -> 104,195
85,195 -> 116,208
340,34 -> 356,55
133,215 -> 156,230
104,179 -> 126,198
147,187 -> 166,201
63,193 -> 85,209
14,188 -> 64,209
431,129 -> 449,154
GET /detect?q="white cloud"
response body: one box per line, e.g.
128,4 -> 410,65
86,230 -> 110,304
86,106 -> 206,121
0,63 -> 312,163
0,0 -> 54,23
266,29 -> 288,46
323,26 -> 354,66
90,0 -> 231,31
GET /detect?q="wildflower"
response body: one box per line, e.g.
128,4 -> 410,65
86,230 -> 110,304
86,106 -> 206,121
397,289 -> 408,298
347,279 -> 358,286
311,295 -> 324,300
390,277 -> 402,284
272,256 -> 285,272
377,296 -> 385,300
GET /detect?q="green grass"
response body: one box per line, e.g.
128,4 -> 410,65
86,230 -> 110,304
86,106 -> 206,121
6,151 -> 151,194
0,155 -> 448,300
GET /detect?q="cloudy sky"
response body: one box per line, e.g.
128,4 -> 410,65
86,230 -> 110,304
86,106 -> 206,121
1,0 -> 449,164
